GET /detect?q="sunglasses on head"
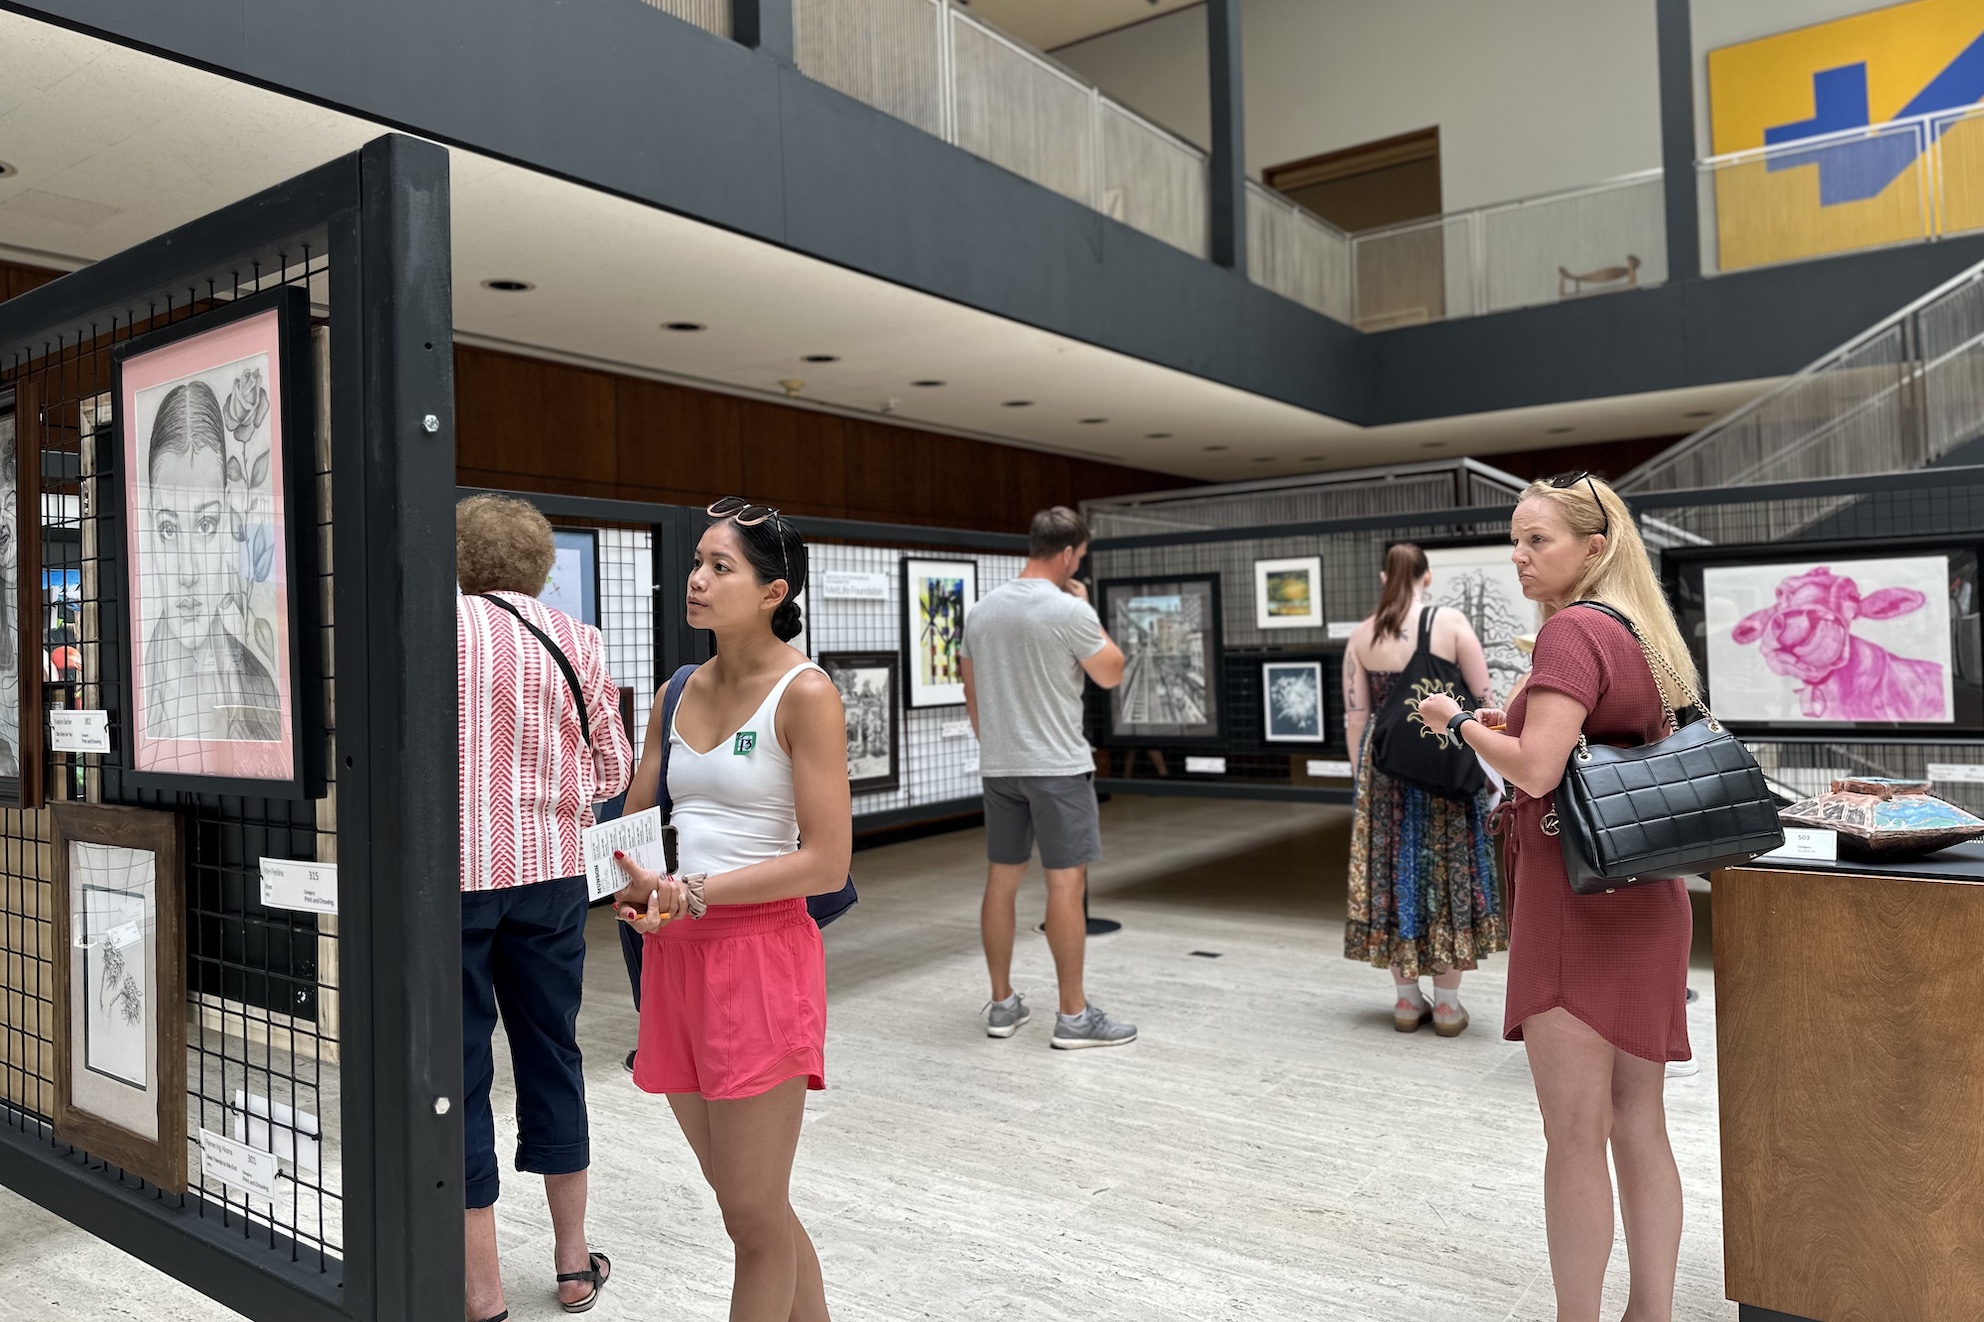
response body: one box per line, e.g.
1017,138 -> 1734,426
1547,470 -> 1610,538
707,496 -> 793,594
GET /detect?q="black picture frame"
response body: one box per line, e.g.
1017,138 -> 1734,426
901,555 -> 976,710
820,650 -> 901,793
543,526 -> 601,627
1098,573 -> 1224,745
1662,535 -> 1984,741
107,284 -> 324,799
1260,654 -> 1330,745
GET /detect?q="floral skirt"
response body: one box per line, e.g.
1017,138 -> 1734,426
1343,731 -> 1506,976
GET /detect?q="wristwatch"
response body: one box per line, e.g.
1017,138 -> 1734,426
1446,710 -> 1477,739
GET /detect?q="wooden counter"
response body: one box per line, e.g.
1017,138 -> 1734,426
1713,851 -> 1984,1322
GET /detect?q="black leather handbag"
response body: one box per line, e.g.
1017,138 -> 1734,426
1547,602 -> 1784,896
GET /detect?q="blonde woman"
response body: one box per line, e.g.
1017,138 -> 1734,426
1414,473 -> 1692,1322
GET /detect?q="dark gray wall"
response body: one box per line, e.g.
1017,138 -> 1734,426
5,0 -> 1978,431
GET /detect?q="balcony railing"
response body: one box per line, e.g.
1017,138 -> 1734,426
642,0 -> 730,37
794,0 -> 1210,258
1699,105 -> 1984,274
1244,181 -> 1353,322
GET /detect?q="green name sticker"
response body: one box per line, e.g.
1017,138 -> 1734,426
733,731 -> 757,756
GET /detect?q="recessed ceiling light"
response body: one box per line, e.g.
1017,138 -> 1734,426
663,321 -> 706,332
1546,426 -> 1575,435
1080,418 -> 1109,425
1002,400 -> 1033,408
1684,409 -> 1715,418
1201,444 -> 1228,452
802,354 -> 840,364
1300,455 -> 1326,461
482,278 -> 534,292
1146,432 -> 1173,440
1420,440 -> 1448,449
0,162 -> 16,179
1251,456 -> 1275,463
912,379 -> 946,388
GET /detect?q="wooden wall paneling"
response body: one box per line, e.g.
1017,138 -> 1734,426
615,375 -> 742,501
455,346 -> 617,484
738,398 -> 846,518
1,261 -> 62,305
841,418 -> 933,522
1013,449 -> 1073,529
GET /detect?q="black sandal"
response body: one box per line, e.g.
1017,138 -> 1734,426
556,1250 -> 611,1314
472,1313 -> 508,1322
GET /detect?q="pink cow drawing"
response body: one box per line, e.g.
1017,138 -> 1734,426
1730,566 -> 1947,721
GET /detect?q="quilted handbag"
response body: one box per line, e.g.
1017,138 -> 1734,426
1547,602 -> 1784,896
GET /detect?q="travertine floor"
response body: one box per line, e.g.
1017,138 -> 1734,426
0,796 -> 1735,1321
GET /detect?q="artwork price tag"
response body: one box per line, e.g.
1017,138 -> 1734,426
259,859 -> 337,915
1927,763 -> 1984,784
1307,759 -> 1354,778
200,1127 -> 280,1200
820,571 -> 891,600
1184,756 -> 1227,775
48,709 -> 110,754
941,720 -> 974,739
1758,828 -> 1838,864
1327,622 -> 1358,641
583,807 -> 668,904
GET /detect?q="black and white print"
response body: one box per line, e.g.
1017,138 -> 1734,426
821,651 -> 901,793
1262,660 -> 1326,743
1101,575 -> 1222,741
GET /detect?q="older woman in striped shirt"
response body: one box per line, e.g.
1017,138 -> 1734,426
457,494 -> 631,1322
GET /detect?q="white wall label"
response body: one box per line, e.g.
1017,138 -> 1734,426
1184,756 -> 1227,774
230,1090 -> 322,1174
1757,828 -> 1838,864
941,720 -> 974,739
1928,763 -> 1984,784
200,1127 -> 280,1200
1327,621 -> 1358,641
819,571 -> 891,600
48,709 -> 110,754
260,859 -> 338,915
1307,759 -> 1355,778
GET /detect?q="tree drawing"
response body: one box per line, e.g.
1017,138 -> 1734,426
1434,568 -> 1531,695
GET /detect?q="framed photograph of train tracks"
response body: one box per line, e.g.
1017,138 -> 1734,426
1099,574 -> 1222,743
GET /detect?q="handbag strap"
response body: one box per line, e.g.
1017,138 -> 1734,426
1414,604 -> 1438,654
655,663 -> 699,824
1564,600 -> 1720,747
478,593 -> 590,748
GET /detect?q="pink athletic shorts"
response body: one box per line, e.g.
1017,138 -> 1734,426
633,897 -> 826,1101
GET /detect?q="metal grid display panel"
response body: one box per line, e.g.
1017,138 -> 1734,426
1,257 -> 343,1273
1086,650 -> 1349,786
805,542 -> 1024,815
598,527 -> 655,749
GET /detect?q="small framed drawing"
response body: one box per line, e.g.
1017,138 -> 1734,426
111,285 -> 322,798
1262,658 -> 1327,744
541,527 -> 600,627
51,803 -> 187,1194
0,384 -> 42,808
820,651 -> 901,793
902,557 -> 977,709
1099,574 -> 1223,742
1254,556 -> 1323,630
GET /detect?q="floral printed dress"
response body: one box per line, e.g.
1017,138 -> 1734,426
1344,671 -> 1507,976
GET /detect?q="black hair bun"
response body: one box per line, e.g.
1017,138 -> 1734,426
771,599 -> 804,643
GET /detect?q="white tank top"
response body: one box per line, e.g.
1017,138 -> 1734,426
667,661 -> 823,878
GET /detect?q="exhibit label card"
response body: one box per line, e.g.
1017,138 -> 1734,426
941,720 -> 974,739
1185,756 -> 1227,774
584,807 -> 667,904
1757,828 -> 1838,864
1927,763 -> 1984,783
48,709 -> 111,754
1327,621 -> 1359,641
820,571 -> 891,600
1307,759 -> 1355,778
260,859 -> 337,915
201,1127 -> 280,1200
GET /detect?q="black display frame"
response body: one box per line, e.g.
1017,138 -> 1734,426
1661,534 -> 1984,742
818,650 -> 901,793
1097,572 -> 1225,747
1258,652 -> 1332,746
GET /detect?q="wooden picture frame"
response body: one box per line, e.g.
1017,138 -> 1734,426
0,382 -> 42,808
820,651 -> 901,793
109,284 -> 323,799
50,802 -> 187,1193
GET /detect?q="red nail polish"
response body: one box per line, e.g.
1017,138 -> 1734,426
613,850 -> 625,859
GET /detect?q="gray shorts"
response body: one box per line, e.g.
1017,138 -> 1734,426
983,774 -> 1102,870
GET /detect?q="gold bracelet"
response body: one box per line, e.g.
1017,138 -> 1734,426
679,872 -> 709,920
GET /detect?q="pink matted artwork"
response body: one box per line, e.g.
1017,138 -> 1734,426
119,309 -> 293,781
1703,556 -> 1954,725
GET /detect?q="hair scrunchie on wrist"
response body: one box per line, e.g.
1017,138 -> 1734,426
679,872 -> 709,920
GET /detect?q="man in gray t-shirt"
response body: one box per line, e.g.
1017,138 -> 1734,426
961,507 -> 1137,1050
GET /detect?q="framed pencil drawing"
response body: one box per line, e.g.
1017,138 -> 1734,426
51,802 -> 187,1194
902,557 -> 976,709
820,651 -> 901,793
111,285 -> 322,798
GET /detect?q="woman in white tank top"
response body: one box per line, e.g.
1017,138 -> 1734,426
614,498 -> 851,1322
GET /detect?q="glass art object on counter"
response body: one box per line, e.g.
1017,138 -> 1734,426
1778,777 -> 1984,859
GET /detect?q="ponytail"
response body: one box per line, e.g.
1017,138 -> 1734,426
1373,542 -> 1429,641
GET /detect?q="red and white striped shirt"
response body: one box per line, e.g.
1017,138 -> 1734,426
458,590 -> 633,892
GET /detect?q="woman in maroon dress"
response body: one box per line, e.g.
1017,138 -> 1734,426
1413,473 -> 1692,1322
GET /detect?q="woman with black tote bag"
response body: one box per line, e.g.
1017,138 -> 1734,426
1342,542 -> 1505,1037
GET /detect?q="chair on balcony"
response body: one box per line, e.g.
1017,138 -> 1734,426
1558,254 -> 1641,299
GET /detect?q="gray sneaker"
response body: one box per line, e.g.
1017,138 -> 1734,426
1051,1004 -> 1137,1050
985,992 -> 1030,1038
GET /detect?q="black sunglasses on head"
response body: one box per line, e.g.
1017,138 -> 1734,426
707,496 -> 793,592
1548,470 -> 1610,538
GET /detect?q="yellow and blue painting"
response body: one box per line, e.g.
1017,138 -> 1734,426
1708,0 -> 1984,269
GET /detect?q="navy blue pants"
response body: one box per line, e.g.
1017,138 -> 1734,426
618,913 -> 644,1011
461,875 -> 590,1210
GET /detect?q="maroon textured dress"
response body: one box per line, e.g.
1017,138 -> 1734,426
1502,607 -> 1693,1063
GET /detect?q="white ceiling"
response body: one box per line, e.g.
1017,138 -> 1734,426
0,11 -> 1771,483
960,0 -> 1204,52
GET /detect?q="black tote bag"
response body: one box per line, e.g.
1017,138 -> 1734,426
1369,607 -> 1486,800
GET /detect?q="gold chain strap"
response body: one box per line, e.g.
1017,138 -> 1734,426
1574,605 -> 1718,761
